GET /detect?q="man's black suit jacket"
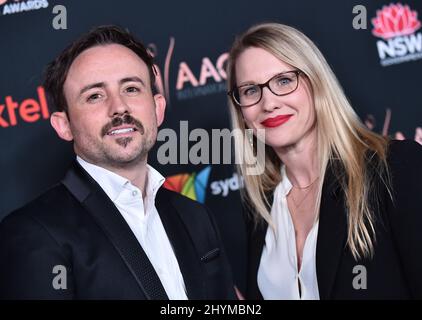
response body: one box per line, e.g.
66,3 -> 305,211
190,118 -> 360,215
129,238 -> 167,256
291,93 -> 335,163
246,140 -> 422,299
0,162 -> 236,299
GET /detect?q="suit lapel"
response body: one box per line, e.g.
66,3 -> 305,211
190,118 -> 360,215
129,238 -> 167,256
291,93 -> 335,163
155,188 -> 206,299
62,161 -> 168,300
316,163 -> 348,299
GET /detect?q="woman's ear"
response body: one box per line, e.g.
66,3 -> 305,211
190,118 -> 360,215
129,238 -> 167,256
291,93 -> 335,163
50,111 -> 74,141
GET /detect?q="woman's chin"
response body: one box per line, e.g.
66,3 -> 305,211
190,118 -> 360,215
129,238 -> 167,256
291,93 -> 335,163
264,137 -> 295,150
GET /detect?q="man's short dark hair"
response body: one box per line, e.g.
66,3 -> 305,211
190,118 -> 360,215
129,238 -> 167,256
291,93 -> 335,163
44,25 -> 156,113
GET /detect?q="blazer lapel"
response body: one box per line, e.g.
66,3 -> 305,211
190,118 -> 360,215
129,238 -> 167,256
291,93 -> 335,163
316,163 -> 348,299
155,188 -> 206,299
62,161 -> 168,300
246,191 -> 272,299
247,218 -> 267,299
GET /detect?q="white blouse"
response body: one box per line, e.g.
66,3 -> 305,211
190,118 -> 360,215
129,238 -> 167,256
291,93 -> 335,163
258,166 -> 320,300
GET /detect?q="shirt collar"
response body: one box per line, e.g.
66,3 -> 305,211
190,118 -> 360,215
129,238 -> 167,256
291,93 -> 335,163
76,156 -> 165,203
277,165 -> 293,197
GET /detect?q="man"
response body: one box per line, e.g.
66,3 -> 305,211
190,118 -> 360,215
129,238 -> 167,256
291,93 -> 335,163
0,25 -> 236,299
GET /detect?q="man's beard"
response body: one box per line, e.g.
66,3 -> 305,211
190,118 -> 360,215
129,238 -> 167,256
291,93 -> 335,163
106,132 -> 155,168
75,113 -> 157,169
103,114 -> 155,166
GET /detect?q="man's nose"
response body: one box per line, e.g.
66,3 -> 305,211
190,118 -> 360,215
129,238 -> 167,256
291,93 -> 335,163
108,93 -> 131,116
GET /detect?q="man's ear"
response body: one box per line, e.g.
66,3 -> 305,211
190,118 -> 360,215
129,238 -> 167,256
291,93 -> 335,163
50,111 -> 74,141
153,93 -> 166,127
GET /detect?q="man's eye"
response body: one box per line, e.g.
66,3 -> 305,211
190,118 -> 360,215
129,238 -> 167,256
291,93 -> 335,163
87,93 -> 102,102
125,86 -> 140,94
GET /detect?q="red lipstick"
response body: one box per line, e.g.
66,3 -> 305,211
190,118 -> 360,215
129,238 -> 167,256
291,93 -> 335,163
261,114 -> 293,128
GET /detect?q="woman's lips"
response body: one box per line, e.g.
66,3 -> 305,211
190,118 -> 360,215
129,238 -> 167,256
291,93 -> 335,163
260,114 -> 293,128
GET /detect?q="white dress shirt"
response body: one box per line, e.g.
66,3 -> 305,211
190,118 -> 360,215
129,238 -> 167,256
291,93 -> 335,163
77,156 -> 188,300
258,166 -> 320,300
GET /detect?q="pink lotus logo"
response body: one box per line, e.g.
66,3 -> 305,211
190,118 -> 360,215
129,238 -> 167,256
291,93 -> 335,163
372,3 -> 421,40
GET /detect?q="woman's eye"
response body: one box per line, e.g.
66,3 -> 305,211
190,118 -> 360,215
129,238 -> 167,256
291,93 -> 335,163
242,86 -> 258,96
276,77 -> 292,86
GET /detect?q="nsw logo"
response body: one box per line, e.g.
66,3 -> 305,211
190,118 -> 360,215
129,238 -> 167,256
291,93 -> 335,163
371,3 -> 422,66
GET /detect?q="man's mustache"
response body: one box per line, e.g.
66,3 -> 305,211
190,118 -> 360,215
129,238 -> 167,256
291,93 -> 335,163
101,114 -> 145,136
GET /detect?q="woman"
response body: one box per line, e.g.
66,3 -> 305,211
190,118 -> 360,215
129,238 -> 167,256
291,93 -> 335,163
227,23 -> 422,299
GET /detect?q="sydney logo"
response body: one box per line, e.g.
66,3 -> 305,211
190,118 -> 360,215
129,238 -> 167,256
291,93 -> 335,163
163,166 -> 211,203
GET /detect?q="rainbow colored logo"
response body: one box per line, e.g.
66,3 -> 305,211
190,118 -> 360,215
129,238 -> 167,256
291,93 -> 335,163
163,166 -> 211,203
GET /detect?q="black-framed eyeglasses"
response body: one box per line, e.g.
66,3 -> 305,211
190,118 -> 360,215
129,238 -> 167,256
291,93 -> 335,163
228,70 -> 301,108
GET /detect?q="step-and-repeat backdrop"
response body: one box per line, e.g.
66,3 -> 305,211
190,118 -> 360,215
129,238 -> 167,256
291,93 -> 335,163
1,0 -> 421,290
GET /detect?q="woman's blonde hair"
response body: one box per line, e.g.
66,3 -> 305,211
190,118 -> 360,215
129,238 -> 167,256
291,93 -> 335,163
227,23 -> 391,260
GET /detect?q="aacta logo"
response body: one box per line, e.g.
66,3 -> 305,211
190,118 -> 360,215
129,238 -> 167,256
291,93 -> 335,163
163,166 -> 211,203
148,38 -> 228,105
0,0 -> 49,16
372,3 -> 422,66
0,86 -> 50,128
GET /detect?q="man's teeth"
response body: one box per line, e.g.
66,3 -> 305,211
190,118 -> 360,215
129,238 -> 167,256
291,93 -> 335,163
109,128 -> 135,135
